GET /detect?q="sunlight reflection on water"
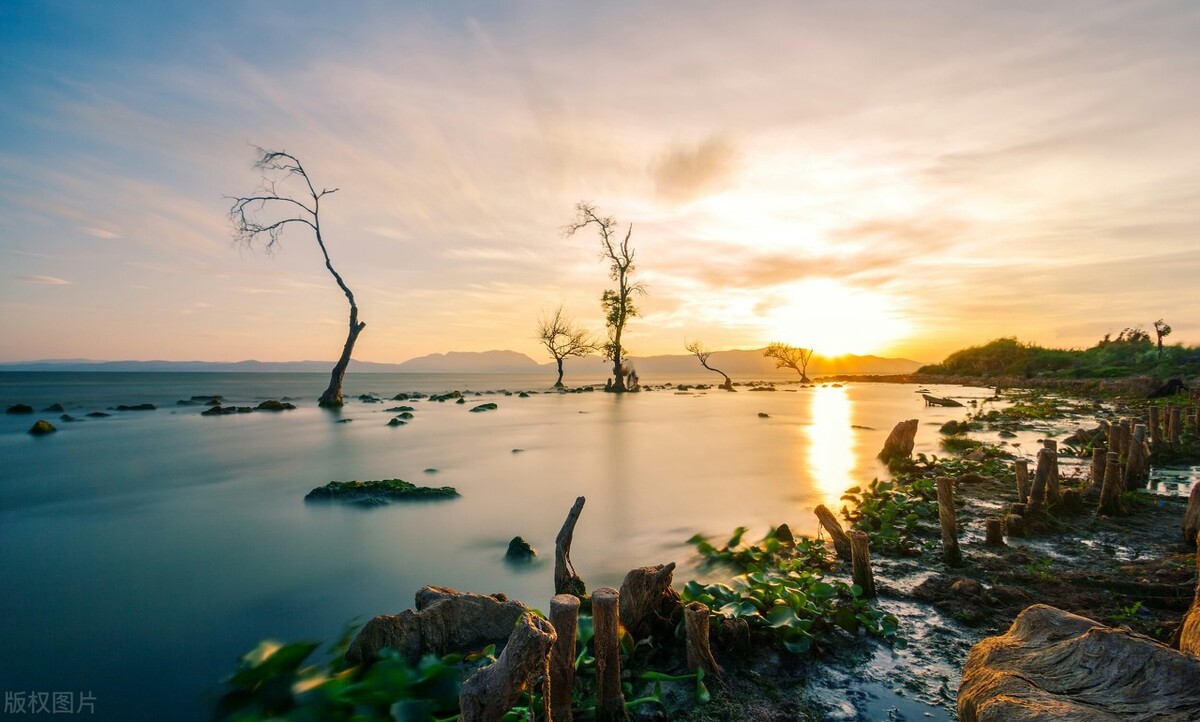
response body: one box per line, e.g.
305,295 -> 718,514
806,385 -> 857,510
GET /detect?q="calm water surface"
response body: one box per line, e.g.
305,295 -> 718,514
0,373 -> 985,720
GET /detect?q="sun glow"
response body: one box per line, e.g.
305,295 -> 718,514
805,385 -> 857,510
764,279 -> 911,357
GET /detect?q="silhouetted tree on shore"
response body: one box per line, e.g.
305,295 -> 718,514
564,203 -> 645,392
228,148 -> 363,408
537,307 -> 599,388
1154,319 -> 1173,359
686,340 -> 733,390
764,342 -> 814,383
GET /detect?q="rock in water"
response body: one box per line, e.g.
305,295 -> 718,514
878,419 -> 919,463
469,402 -> 498,413
305,479 -> 458,505
6,404 -> 34,414
255,399 -> 296,411
958,604 -> 1200,721
505,536 -> 536,561
28,420 -> 56,436
1184,484 -> 1200,547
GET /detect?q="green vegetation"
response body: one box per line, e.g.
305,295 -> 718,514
304,479 -> 459,504
683,526 -> 901,653
919,332 -> 1200,379
840,477 -> 938,555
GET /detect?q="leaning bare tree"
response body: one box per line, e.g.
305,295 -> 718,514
1154,318 -> 1172,359
685,340 -> 733,390
764,341 -> 814,383
228,148 -> 364,408
564,202 -> 645,393
537,306 -> 599,388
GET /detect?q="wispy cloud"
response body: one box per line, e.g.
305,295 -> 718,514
17,274 -> 72,285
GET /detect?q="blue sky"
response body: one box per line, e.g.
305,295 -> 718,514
2,1 -> 1198,363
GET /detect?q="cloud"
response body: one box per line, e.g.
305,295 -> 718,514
17,275 -> 72,285
652,136 -> 738,203
82,226 -> 120,239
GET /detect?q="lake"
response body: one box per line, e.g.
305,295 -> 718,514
0,372 -> 990,720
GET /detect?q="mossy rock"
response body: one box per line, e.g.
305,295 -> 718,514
28,419 -> 56,435
387,418 -> 407,427
256,399 -> 297,411
305,479 -> 459,505
114,403 -> 156,411
469,403 -> 499,413
505,535 -> 536,561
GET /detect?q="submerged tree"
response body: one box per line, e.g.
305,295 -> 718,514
537,307 -> 600,388
564,203 -> 645,392
228,149 -> 364,408
1154,319 -> 1173,358
685,340 -> 733,390
764,342 -> 815,383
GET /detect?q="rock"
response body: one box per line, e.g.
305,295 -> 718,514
456,397 -> 466,405
201,406 -> 226,416
204,399 -> 222,406
191,395 -> 223,402
6,404 -> 34,414
505,536 -> 536,561
345,586 -> 530,665
878,419 -> 919,463
357,394 -> 381,403
518,391 -> 530,398
429,391 -> 462,402
951,578 -> 983,597
749,386 -> 777,392
386,405 -> 415,412
469,403 -> 499,413
1148,378 -> 1189,398
1181,538 -> 1200,655
395,411 -> 414,419
59,414 -> 77,422
28,419 -> 56,435
42,403 -> 64,412
387,418 -> 407,427
423,468 -> 438,474
511,448 -> 523,454
305,479 -> 459,504
114,404 -> 156,411
336,418 -> 353,423
255,399 -> 296,411
392,393 -> 412,400
86,411 -> 110,418
958,604 -> 1200,721
1184,485 -> 1200,547
758,412 -> 770,418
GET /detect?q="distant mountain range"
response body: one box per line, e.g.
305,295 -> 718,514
0,348 -> 924,376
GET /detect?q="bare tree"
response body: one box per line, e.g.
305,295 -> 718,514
537,307 -> 600,388
763,342 -> 814,383
228,148 -> 364,408
1154,318 -> 1173,358
685,340 -> 733,390
564,202 -> 645,392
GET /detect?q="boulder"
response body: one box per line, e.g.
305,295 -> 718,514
305,479 -> 458,505
6,404 -> 34,414
1181,530 -> 1200,657
43,403 -> 64,412
958,604 -> 1200,721
28,419 -> 56,436
255,399 -> 296,411
469,403 -> 499,413
505,536 -> 536,561
1184,485 -> 1200,547
114,403 -> 156,411
345,586 -> 529,665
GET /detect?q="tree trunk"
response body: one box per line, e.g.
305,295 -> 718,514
555,497 -> 587,596
319,314 -> 365,408
555,358 -> 565,388
592,587 -> 628,721
459,612 -> 556,722
610,357 -> 626,393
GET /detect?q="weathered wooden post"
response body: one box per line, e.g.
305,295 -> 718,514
1106,420 -> 1120,460
1118,418 -> 1131,463
985,517 -> 1005,546
1090,447 -> 1106,495
1170,405 -> 1183,445
460,612 -> 557,722
1124,424 -> 1147,490
1098,451 -> 1123,515
1014,459 -> 1030,503
555,497 -> 587,596
683,601 -> 721,676
936,476 -> 962,566
1028,447 -> 1052,513
1149,406 -> 1161,446
814,504 -> 852,561
592,587 -> 626,721
878,419 -> 919,463
849,529 -> 876,596
1043,439 -> 1061,504
549,594 -> 580,722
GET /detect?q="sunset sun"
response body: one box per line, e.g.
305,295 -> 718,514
764,279 -> 912,357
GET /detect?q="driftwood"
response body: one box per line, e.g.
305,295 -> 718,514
1028,448 -> 1052,514
684,601 -> 722,676
592,587 -> 627,721
1014,459 -> 1030,503
1098,451 -> 1123,516
849,530 -> 876,597
460,612 -> 556,722
958,604 -> 1200,721
549,594 -> 580,722
937,476 -> 962,566
1180,532 -> 1200,656
878,419 -> 919,463
814,504 -> 852,561
555,496 -> 587,596
923,393 -> 964,407
346,586 -> 529,665
618,563 -> 683,640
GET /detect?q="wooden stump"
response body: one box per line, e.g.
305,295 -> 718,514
1090,447 -> 1106,494
555,496 -> 587,596
814,504 -> 852,561
549,594 -> 580,722
849,530 -> 876,597
1006,513 -> 1025,537
1028,447 -> 1052,514
618,563 -> 682,640
1170,406 -> 1183,445
592,587 -> 627,721
460,612 -> 556,722
878,419 -> 919,463
1117,418 -> 1131,464
1043,440 -> 1061,505
1124,424 -> 1148,491
1098,451 -> 1123,516
684,601 -> 722,676
1149,406 -> 1161,446
937,476 -> 962,566
1184,484 -> 1200,547
1059,489 -> 1085,515
1180,531 -> 1200,655
1014,459 -> 1030,503
985,517 -> 1005,546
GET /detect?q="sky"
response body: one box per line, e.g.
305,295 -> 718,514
2,0 -> 1198,365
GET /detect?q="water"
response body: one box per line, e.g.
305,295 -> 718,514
0,372 -> 979,720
